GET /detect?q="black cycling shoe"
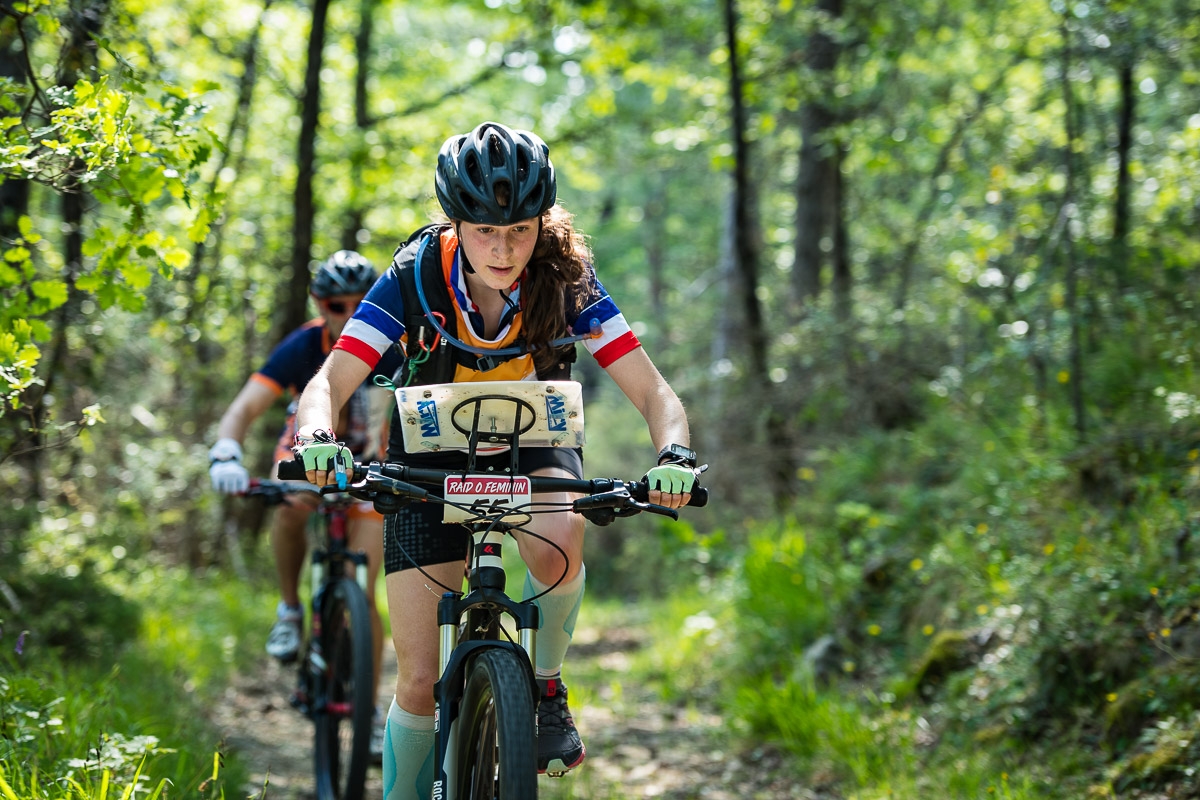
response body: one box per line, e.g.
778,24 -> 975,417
536,677 -> 586,777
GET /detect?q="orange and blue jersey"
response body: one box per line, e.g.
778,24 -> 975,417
334,228 -> 640,378
252,318 -> 401,461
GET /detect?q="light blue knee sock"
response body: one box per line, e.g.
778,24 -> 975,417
523,565 -> 585,678
382,698 -> 434,800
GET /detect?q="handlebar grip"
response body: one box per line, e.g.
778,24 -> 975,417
630,482 -> 708,507
277,459 -> 307,481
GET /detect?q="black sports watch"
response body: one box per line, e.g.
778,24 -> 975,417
657,443 -> 697,468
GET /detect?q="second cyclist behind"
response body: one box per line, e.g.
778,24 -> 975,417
208,249 -> 401,759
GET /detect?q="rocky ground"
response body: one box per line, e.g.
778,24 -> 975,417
210,614 -> 806,800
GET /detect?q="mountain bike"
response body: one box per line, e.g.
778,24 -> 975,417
243,480 -> 375,800
279,379 -> 708,800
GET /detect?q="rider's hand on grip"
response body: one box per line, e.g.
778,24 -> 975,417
293,429 -> 353,488
210,460 -> 250,493
644,464 -> 697,495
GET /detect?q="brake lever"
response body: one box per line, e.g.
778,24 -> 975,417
366,465 -> 431,501
632,502 -> 679,521
574,489 -> 680,521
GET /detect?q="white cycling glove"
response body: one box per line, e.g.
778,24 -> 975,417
209,437 -> 250,494
645,463 -> 697,495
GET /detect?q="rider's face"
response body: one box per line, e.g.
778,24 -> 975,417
317,294 -> 364,338
457,219 -> 539,292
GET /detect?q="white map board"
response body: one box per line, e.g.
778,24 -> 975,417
394,380 -> 586,452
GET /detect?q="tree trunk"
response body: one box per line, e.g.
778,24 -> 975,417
342,0 -> 376,248
830,143 -> 851,325
15,0 -> 109,499
282,0 -> 332,337
1060,15 -> 1086,446
792,0 -> 841,309
0,5 -> 35,554
0,3 -> 31,260
1110,58 -> 1134,291
724,0 -> 795,510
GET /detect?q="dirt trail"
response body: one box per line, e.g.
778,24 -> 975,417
210,616 -> 804,800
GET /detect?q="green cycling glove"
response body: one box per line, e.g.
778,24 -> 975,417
293,434 -> 353,487
645,463 -> 697,494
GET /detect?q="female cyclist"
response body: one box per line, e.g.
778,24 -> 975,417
292,121 -> 699,800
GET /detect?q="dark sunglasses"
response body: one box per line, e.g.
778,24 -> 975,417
322,299 -> 357,315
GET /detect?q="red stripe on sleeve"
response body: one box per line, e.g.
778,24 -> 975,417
332,336 -> 384,369
594,331 -> 641,368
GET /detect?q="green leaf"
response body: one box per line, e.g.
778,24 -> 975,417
17,215 -> 39,242
30,280 -> 69,308
186,205 -> 215,243
81,237 -> 106,257
161,247 -> 190,270
75,273 -> 105,292
27,319 -> 49,340
122,262 -> 152,291
3,246 -> 30,264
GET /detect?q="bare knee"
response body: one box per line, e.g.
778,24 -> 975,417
394,670 -> 439,715
273,503 -> 311,534
521,514 -> 584,584
524,541 -> 584,585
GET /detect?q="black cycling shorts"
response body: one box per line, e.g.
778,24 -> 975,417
383,447 -> 584,573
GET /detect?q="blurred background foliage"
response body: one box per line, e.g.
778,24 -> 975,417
4,0 -> 1200,795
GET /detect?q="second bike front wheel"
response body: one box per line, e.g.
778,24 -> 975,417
313,576 -> 375,800
456,647 -> 538,800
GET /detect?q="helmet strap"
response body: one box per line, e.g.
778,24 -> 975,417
453,222 -> 476,274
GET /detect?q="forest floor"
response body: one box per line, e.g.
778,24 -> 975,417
209,607 -> 809,800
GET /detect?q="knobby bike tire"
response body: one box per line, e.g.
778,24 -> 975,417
456,647 -> 538,800
313,576 -> 375,800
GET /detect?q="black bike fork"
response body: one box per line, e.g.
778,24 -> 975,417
429,528 -> 540,800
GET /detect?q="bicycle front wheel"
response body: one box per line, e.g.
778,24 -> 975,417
456,647 -> 538,800
313,576 -> 375,800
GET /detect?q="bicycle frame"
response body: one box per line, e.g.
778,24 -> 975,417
303,498 -> 370,711
243,480 -> 377,800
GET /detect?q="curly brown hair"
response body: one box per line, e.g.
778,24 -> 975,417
522,204 -> 594,376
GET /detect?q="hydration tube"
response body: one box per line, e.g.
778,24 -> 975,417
412,235 -> 601,358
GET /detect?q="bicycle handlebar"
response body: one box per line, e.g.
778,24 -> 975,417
276,458 -> 708,517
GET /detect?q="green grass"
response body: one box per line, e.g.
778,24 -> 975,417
0,559 -> 280,800
547,573 -> 1087,800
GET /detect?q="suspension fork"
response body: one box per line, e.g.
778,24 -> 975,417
431,526 -> 541,800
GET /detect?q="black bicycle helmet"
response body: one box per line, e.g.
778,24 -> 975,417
310,250 -> 377,298
434,121 -> 557,225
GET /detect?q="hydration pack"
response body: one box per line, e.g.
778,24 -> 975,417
390,224 -> 576,387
